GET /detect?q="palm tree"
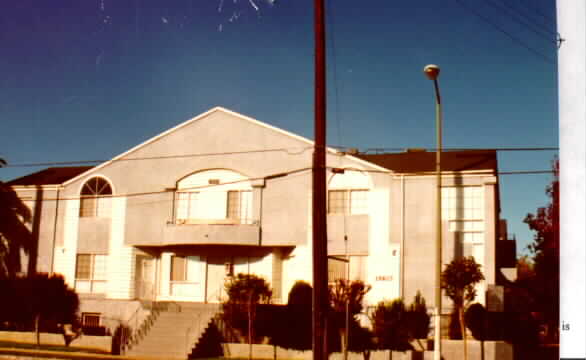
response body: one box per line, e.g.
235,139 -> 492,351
0,177 -> 33,278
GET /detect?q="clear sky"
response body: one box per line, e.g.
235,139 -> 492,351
0,0 -> 558,256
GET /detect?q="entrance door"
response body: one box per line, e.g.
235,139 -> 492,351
206,256 -> 230,303
135,256 -> 155,300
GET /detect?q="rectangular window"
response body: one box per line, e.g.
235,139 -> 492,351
327,256 -> 367,283
75,254 -> 107,294
442,186 -> 484,220
82,313 -> 101,328
443,187 -> 485,258
176,192 -> 199,222
80,197 -> 97,217
80,197 -> 111,218
226,190 -> 252,222
171,256 -> 187,281
170,256 -> 200,282
349,256 -> 367,282
328,190 -> 368,215
328,258 -> 347,283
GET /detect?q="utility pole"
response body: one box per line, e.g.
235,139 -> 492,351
312,0 -> 328,360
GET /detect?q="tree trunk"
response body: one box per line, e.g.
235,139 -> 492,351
35,314 -> 40,346
340,328 -> 347,359
248,298 -> 253,360
459,307 -> 467,360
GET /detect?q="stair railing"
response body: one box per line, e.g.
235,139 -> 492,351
185,307 -> 220,356
121,301 -> 164,353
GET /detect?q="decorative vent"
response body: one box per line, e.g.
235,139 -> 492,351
208,179 -> 220,185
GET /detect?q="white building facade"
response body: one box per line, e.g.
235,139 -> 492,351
8,107 -> 512,325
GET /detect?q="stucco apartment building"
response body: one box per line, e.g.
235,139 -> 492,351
6,107 -> 515,328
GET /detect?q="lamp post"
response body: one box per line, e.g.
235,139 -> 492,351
423,64 -> 442,360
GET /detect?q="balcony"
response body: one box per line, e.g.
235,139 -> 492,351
327,214 -> 369,255
78,217 -> 111,253
162,219 -> 261,246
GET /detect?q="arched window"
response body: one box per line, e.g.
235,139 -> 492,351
175,169 -> 252,224
79,177 -> 112,217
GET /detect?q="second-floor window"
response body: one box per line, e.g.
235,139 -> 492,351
328,189 -> 368,215
175,190 -> 252,223
79,177 -> 112,218
227,190 -> 252,221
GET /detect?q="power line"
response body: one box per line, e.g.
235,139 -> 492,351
325,166 -> 555,177
3,147 -> 313,168
10,165 -> 555,204
361,146 -> 559,153
14,167 -> 313,202
517,0 -> 556,27
453,0 -> 556,64
2,146 -> 558,168
482,0 -> 557,41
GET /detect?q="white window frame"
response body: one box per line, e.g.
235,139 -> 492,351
79,178 -> 112,218
75,254 -> 107,294
226,190 -> 252,223
327,255 -> 367,283
81,312 -> 101,328
327,189 -> 368,215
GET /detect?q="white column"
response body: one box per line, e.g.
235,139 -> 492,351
53,199 -> 79,288
106,197 -> 135,299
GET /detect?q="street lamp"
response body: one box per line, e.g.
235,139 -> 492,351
423,64 -> 443,360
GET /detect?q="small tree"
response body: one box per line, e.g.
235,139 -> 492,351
222,273 -> 272,360
274,281 -> 313,351
372,299 -> 412,360
407,291 -> 430,350
348,322 -> 375,360
441,256 -> 484,360
328,279 -> 371,357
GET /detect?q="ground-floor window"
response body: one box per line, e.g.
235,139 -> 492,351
170,255 -> 202,297
75,254 -> 107,294
328,255 -> 367,283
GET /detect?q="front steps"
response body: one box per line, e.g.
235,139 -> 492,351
127,302 -> 220,359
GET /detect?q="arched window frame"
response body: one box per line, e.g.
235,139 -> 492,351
79,176 -> 113,218
175,169 -> 253,224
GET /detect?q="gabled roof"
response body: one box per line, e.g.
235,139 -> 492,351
354,150 -> 497,174
61,107 -> 389,185
6,166 -> 94,186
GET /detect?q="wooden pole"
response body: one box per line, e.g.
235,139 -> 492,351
312,0 -> 328,359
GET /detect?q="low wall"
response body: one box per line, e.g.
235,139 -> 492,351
224,340 -> 513,360
0,331 -> 111,353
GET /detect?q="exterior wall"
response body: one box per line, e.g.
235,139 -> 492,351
9,109 -> 504,315
11,187 -> 61,275
392,173 -> 498,311
54,198 -> 80,288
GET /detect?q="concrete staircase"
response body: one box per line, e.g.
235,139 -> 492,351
127,302 -> 220,359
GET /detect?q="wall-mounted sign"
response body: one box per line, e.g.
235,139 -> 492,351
375,275 -> 392,281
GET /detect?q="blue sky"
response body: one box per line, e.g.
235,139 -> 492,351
0,0 -> 558,256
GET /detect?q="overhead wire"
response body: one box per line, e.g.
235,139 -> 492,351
481,0 -> 557,42
1,146 -> 558,168
453,0 -> 556,64
2,147 -> 314,168
12,164 -> 556,205
14,167 -> 313,202
517,0 -> 557,27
